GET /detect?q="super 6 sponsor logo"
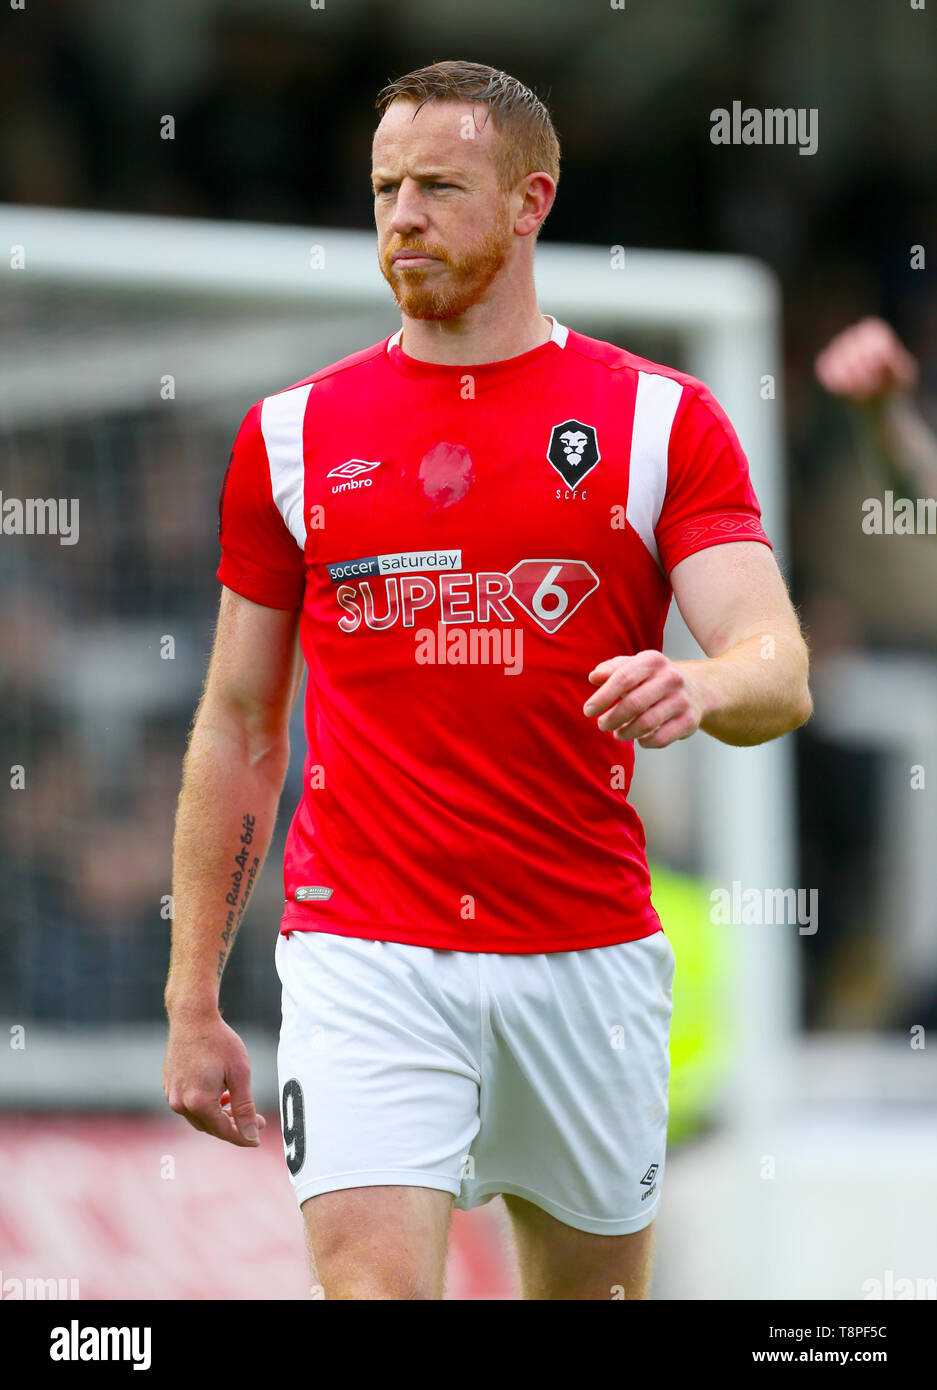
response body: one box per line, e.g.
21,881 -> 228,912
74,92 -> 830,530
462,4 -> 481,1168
329,553 -> 599,635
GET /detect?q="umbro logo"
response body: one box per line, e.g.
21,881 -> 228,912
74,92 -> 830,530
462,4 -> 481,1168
547,420 -> 600,488
327,459 -> 382,479
327,459 -> 382,494
640,1163 -> 659,1200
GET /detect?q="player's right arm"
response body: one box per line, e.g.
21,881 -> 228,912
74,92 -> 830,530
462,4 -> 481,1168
163,396 -> 308,1147
162,587 -> 301,1146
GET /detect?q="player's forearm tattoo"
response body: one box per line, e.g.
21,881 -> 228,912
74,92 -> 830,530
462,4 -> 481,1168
217,813 -> 259,979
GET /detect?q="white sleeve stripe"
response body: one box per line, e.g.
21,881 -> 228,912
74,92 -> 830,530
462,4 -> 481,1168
626,372 -> 684,572
260,384 -> 312,549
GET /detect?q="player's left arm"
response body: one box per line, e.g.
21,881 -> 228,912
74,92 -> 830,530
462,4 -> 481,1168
583,541 -> 812,749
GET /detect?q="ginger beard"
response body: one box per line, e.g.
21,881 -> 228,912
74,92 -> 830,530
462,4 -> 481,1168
379,195 -> 515,321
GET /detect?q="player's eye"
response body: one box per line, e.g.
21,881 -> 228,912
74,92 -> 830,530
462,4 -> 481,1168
374,181 -> 455,192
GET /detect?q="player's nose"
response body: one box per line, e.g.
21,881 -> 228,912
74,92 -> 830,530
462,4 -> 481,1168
388,178 -> 430,233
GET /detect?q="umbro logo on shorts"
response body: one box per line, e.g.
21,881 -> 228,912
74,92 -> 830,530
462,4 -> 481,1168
640,1163 -> 659,1201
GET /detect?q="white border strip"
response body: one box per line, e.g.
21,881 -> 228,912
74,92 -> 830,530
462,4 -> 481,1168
260,384 -> 312,549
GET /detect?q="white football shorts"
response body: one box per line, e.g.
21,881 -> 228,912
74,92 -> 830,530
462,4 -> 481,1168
274,926 -> 674,1235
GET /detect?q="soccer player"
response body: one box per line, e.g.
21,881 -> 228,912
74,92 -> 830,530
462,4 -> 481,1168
163,60 -> 812,1300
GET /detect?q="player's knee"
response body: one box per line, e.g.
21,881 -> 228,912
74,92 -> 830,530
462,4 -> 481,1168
311,1238 -> 441,1299
308,1225 -> 443,1299
320,1267 -> 440,1300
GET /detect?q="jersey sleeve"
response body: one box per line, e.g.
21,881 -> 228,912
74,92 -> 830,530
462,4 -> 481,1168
216,401 -> 306,609
654,378 -> 773,577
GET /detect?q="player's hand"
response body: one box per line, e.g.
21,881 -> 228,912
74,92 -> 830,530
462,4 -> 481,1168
162,1007 -> 267,1147
583,651 -> 704,749
814,316 -> 919,403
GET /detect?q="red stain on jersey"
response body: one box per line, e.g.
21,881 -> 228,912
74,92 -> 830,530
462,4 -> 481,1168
418,442 -> 475,507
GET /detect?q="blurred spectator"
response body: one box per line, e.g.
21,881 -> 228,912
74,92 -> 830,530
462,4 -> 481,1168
815,315 -> 937,498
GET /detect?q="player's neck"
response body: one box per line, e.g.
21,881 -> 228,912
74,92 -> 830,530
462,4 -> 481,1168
397,302 -> 553,367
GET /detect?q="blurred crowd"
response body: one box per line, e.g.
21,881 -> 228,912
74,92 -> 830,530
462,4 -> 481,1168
1,1 -> 936,1032
0,414 -> 300,1027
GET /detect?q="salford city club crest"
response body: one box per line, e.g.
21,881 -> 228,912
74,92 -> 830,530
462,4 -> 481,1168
546,419 -> 600,487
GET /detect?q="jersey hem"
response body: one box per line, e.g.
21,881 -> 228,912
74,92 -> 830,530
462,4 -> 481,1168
278,905 -> 663,955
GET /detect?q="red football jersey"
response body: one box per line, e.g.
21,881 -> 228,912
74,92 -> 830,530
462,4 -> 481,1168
217,316 -> 771,952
